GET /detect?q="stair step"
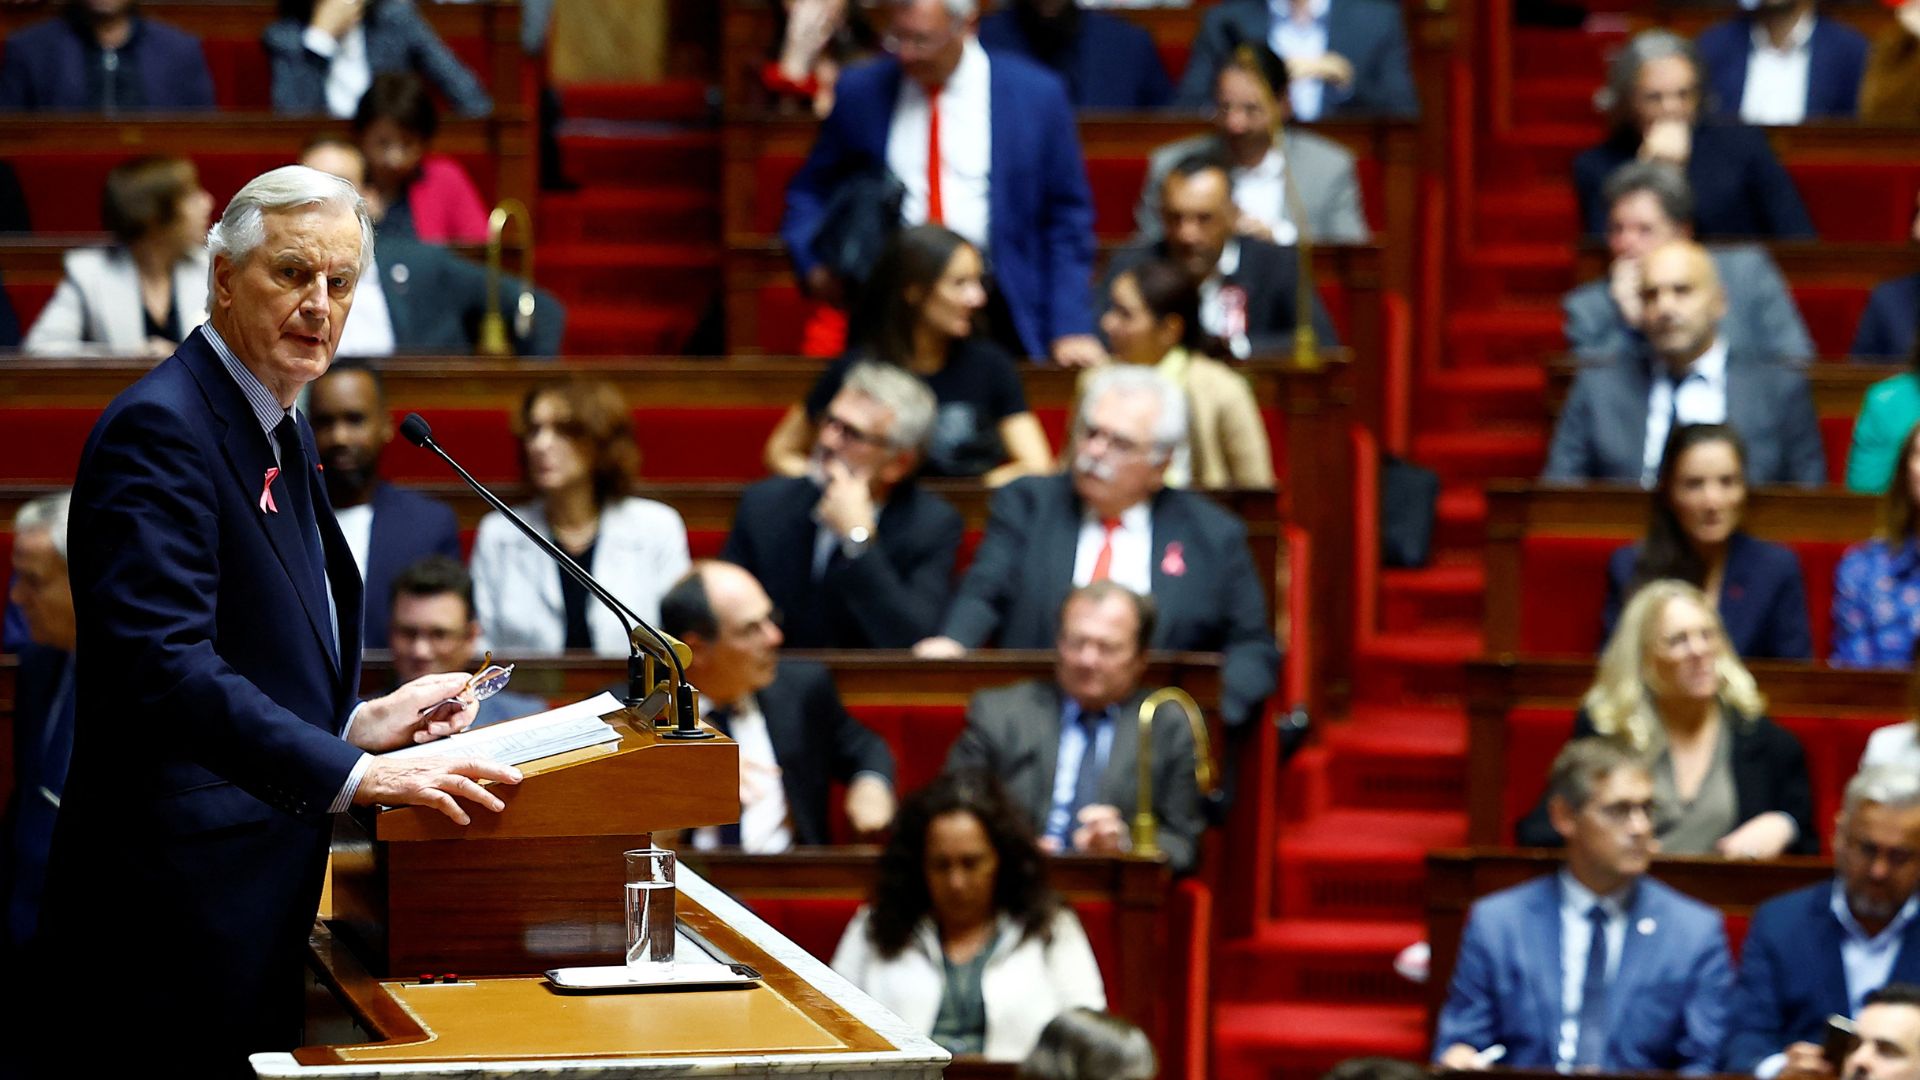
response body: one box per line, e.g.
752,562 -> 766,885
540,189 -> 719,245
1216,919 -> 1426,1005
560,79 -> 714,123
559,129 -> 720,190
1277,743 -> 1333,825
1411,430 -> 1546,486
1275,810 -> 1466,920
1377,562 -> 1485,637
1320,716 -> 1468,812
1213,1002 -> 1428,1080
539,243 -> 723,308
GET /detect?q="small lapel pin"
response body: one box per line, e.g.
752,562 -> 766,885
259,467 -> 281,514
1637,917 -> 1656,936
1160,541 -> 1187,578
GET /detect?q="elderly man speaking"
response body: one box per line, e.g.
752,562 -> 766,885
33,167 -> 520,1074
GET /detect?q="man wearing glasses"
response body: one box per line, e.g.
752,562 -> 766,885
386,556 -> 546,729
1435,738 -> 1733,1073
723,362 -> 961,649
1724,766 -> 1920,1077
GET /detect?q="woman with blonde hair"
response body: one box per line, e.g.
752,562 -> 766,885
1517,579 -> 1816,858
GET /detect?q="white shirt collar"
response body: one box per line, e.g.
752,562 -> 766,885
1668,335 -> 1729,385
1831,879 -> 1920,946
1751,11 -> 1815,56
1559,867 -> 1635,918
929,35 -> 989,95
1236,146 -> 1287,182
1214,237 -> 1243,281
1270,0 -> 1331,25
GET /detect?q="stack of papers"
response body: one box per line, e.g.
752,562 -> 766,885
382,692 -> 626,767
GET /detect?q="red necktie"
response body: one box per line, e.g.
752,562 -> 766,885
1090,517 -> 1121,582
925,83 -> 944,224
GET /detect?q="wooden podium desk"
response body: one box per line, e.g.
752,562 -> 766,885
262,863 -> 950,1078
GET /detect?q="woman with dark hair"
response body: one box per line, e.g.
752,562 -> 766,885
470,380 -> 690,655
24,155 -> 213,356
1018,1008 -> 1157,1080
1095,259 -> 1273,489
263,0 -> 491,119
352,71 -> 488,243
1846,330 -> 1920,493
830,770 -> 1106,1061
1600,423 -> 1811,659
764,225 -> 1054,485
1833,420 -> 1920,667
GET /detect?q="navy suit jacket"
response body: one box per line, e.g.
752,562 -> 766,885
938,473 -> 1279,729
358,481 -> 461,647
976,10 -> 1172,110
754,660 -> 895,846
1,645 -> 73,956
1724,880 -> 1920,1072
779,50 -> 1096,358
376,233 -> 567,356
263,0 -> 491,116
1602,532 -> 1812,660
1698,16 -> 1868,122
1433,873 -> 1734,1073
38,328 -> 365,1062
0,14 -> 214,111
1172,0 -> 1420,117
1573,124 -> 1815,240
1852,272 -> 1920,361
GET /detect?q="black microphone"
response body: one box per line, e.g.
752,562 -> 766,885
399,413 -> 708,738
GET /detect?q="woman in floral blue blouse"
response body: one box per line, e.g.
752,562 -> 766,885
1832,419 -> 1920,667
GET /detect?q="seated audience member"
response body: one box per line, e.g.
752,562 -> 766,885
726,363 -> 961,649
1835,424 -> 1920,667
976,0 -> 1171,109
1435,739 -> 1733,1073
1017,1008 -> 1157,1080
778,0 -> 1102,367
1517,580 -> 1818,857
1839,985 -> 1920,1080
23,156 -> 214,357
1565,161 -> 1811,365
0,0 -> 214,112
1864,668 -> 1920,771
1573,30 -> 1815,239
1603,424 -> 1811,660
1542,240 -> 1825,487
1107,150 -> 1340,362
299,139 -> 565,356
1861,0 -> 1920,122
307,360 -> 460,645
1696,0 -> 1867,125
1722,766 -> 1920,1075
352,72 -> 488,243
917,367 -> 1281,734
1137,42 -> 1368,246
1095,260 -> 1275,489
763,225 -> 1054,485
1852,189 -> 1920,362
946,583 -> 1208,874
760,0 -> 877,118
470,381 -> 691,655
264,0 -> 492,118
1173,0 -> 1420,119
830,770 -> 1106,1060
2,494 -> 75,958
385,556 -> 546,729
659,561 -> 896,849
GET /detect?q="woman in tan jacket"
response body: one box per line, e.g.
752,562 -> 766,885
1091,259 -> 1275,489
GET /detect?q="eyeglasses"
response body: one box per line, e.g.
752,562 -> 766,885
821,412 -> 891,449
1078,422 -> 1154,458
391,623 -> 468,647
417,650 -> 517,715
881,25 -> 956,56
1587,798 -> 1656,826
1842,834 -> 1920,871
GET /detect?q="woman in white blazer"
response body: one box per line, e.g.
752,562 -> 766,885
471,380 -> 690,655
24,155 -> 213,356
831,772 -> 1107,1062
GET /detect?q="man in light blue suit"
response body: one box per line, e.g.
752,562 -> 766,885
1434,739 -> 1733,1075
780,0 -> 1101,366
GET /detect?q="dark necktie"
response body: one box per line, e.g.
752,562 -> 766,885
707,706 -> 741,847
1575,903 -> 1612,1067
274,415 -> 335,665
1067,707 -> 1107,827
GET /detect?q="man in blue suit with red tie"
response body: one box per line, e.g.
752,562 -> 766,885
780,0 -> 1102,367
33,166 -> 519,1076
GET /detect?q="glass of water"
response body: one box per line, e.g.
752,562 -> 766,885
624,847 -> 676,975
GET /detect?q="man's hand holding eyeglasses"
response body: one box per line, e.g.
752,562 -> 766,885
351,672 -> 482,753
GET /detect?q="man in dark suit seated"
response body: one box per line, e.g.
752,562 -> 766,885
2,493 -> 75,960
1106,149 -> 1339,361
1434,739 -> 1733,1074
1696,0 -> 1868,126
308,359 -> 461,646
1723,765 -> 1920,1077
660,561 -> 896,850
1172,0 -> 1420,118
944,582 -> 1206,874
975,0 -> 1171,110
1853,188 -> 1920,362
723,361 -> 961,649
779,0 -> 1103,366
1542,239 -> 1825,487
915,365 -> 1280,735
386,556 -> 546,729
1565,160 -> 1811,366
0,0 -> 215,112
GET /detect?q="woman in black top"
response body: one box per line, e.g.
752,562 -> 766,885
764,225 -> 1054,485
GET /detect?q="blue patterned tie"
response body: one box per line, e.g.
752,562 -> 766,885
1575,903 -> 1612,1068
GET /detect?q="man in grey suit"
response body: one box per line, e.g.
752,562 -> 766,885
1172,0 -> 1419,118
1564,161 -> 1811,366
1543,239 -> 1825,488
1135,42 -> 1367,245
945,582 -> 1206,874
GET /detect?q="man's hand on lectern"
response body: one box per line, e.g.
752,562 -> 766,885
353,756 -> 523,825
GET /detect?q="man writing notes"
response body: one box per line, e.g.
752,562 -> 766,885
32,167 -> 520,1077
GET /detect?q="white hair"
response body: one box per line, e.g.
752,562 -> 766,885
1844,764 -> 1920,820
205,165 -> 374,305
1080,365 -> 1189,464
889,0 -> 978,19
843,361 -> 938,453
14,491 -> 71,563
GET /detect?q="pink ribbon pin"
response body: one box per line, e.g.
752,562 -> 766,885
259,467 -> 280,514
1160,541 -> 1186,577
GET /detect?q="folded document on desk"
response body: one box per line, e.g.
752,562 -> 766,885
381,692 -> 625,767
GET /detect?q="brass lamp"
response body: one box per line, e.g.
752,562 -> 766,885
478,199 -> 536,356
1131,687 -> 1219,856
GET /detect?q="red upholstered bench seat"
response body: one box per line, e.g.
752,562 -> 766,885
1788,163 -> 1920,244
